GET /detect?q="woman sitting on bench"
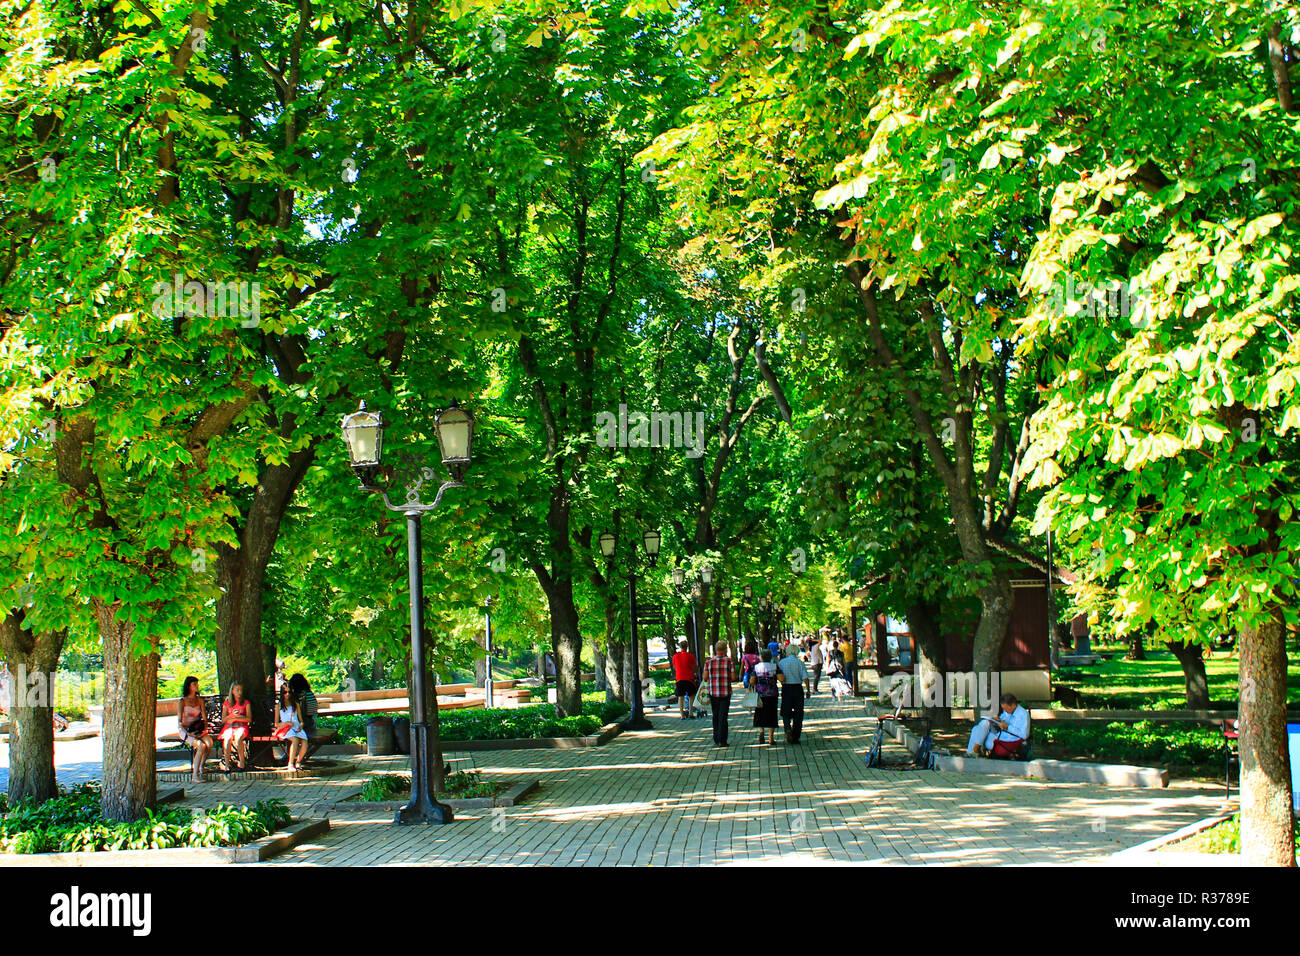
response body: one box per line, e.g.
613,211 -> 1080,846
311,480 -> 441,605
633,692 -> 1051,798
275,686 -> 309,771
219,682 -> 252,771
965,693 -> 1029,758
178,676 -> 214,783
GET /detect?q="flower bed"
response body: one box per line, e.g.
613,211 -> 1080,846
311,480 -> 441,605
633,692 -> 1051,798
0,782 -> 291,855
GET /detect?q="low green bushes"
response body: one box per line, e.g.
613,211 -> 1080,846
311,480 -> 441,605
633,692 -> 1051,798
1037,721 -> 1226,774
0,782 -> 291,854
319,700 -> 630,746
357,771 -> 501,801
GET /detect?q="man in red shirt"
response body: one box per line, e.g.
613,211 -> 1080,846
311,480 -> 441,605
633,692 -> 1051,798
671,641 -> 698,720
700,641 -> 734,746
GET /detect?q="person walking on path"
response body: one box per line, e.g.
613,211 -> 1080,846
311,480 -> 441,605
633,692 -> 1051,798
777,644 -> 810,743
752,650 -> 780,745
839,633 -> 857,696
808,637 -> 823,694
672,641 -> 699,720
700,642 -> 733,746
739,641 -> 761,690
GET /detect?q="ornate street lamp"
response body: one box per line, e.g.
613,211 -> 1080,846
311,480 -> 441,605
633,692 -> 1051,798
434,403 -> 474,482
340,399 -> 477,826
598,529 -> 658,729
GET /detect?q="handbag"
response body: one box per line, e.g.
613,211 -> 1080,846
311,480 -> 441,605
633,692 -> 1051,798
742,689 -> 759,709
694,683 -> 710,710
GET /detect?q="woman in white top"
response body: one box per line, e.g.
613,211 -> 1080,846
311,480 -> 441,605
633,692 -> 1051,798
276,687 -> 309,770
751,651 -> 780,745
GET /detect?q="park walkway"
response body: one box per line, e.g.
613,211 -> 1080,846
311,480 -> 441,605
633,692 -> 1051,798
164,691 -> 1225,866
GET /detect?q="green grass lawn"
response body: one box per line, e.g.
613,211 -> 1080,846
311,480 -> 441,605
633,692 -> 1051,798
1034,721 -> 1228,777
1055,647 -> 1300,711
1176,814 -> 1300,862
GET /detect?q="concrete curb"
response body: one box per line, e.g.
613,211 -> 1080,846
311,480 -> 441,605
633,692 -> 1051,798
333,779 -> 538,812
946,707 -> 1300,723
867,705 -> 1169,788
0,817 -> 330,867
1117,806 -> 1239,854
446,721 -> 625,751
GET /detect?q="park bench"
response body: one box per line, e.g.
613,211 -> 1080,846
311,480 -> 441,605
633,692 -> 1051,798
158,694 -> 336,769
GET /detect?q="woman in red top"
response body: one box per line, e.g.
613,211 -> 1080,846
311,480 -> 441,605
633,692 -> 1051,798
219,682 -> 252,771
671,641 -> 698,720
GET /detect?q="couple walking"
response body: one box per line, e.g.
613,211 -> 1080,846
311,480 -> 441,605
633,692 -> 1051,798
743,642 -> 810,744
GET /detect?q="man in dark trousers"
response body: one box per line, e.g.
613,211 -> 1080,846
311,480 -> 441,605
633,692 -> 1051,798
671,640 -> 698,719
777,644 -> 810,743
700,641 -> 734,747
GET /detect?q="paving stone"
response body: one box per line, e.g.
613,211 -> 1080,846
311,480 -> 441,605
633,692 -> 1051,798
5,693 -> 1225,866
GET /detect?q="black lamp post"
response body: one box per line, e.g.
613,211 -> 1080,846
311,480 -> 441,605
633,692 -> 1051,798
742,584 -> 753,645
484,596 -> 495,709
722,587 -> 732,653
600,528 -> 658,730
340,399 -> 475,826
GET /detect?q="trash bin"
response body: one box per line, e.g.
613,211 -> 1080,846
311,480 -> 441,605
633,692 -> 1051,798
391,715 -> 411,755
365,715 -> 394,755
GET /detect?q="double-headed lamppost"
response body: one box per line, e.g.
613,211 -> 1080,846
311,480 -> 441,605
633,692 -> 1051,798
671,565 -> 712,666
483,596 -> 495,709
599,528 -> 659,730
341,400 -> 475,826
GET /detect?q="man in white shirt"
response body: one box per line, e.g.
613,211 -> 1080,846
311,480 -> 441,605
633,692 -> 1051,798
777,645 -> 810,743
965,693 -> 1030,758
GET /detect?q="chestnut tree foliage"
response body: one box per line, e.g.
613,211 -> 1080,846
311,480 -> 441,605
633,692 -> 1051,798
1,0 -> 1296,864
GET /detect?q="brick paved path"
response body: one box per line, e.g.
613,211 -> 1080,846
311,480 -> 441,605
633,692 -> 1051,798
167,691 -> 1224,866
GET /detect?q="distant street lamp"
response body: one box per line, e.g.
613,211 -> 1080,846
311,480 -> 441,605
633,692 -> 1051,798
483,596 -> 495,709
599,528 -> 658,729
341,399 -> 476,826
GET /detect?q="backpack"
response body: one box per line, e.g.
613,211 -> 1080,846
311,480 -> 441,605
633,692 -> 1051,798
755,666 -> 778,698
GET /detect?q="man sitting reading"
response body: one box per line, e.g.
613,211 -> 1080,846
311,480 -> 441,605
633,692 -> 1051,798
965,693 -> 1030,758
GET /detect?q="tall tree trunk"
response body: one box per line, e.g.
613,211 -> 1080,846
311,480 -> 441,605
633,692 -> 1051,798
969,576 -> 1014,675
907,601 -> 947,724
533,475 -> 583,717
600,594 -> 624,701
545,580 -> 583,717
592,646 -> 607,693
213,455 -> 312,720
604,641 -> 626,701
473,627 -> 489,687
0,613 -> 65,804
1238,608 -> 1295,866
1127,633 -> 1146,661
96,601 -> 158,822
1169,639 -> 1211,710
371,649 -> 385,687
